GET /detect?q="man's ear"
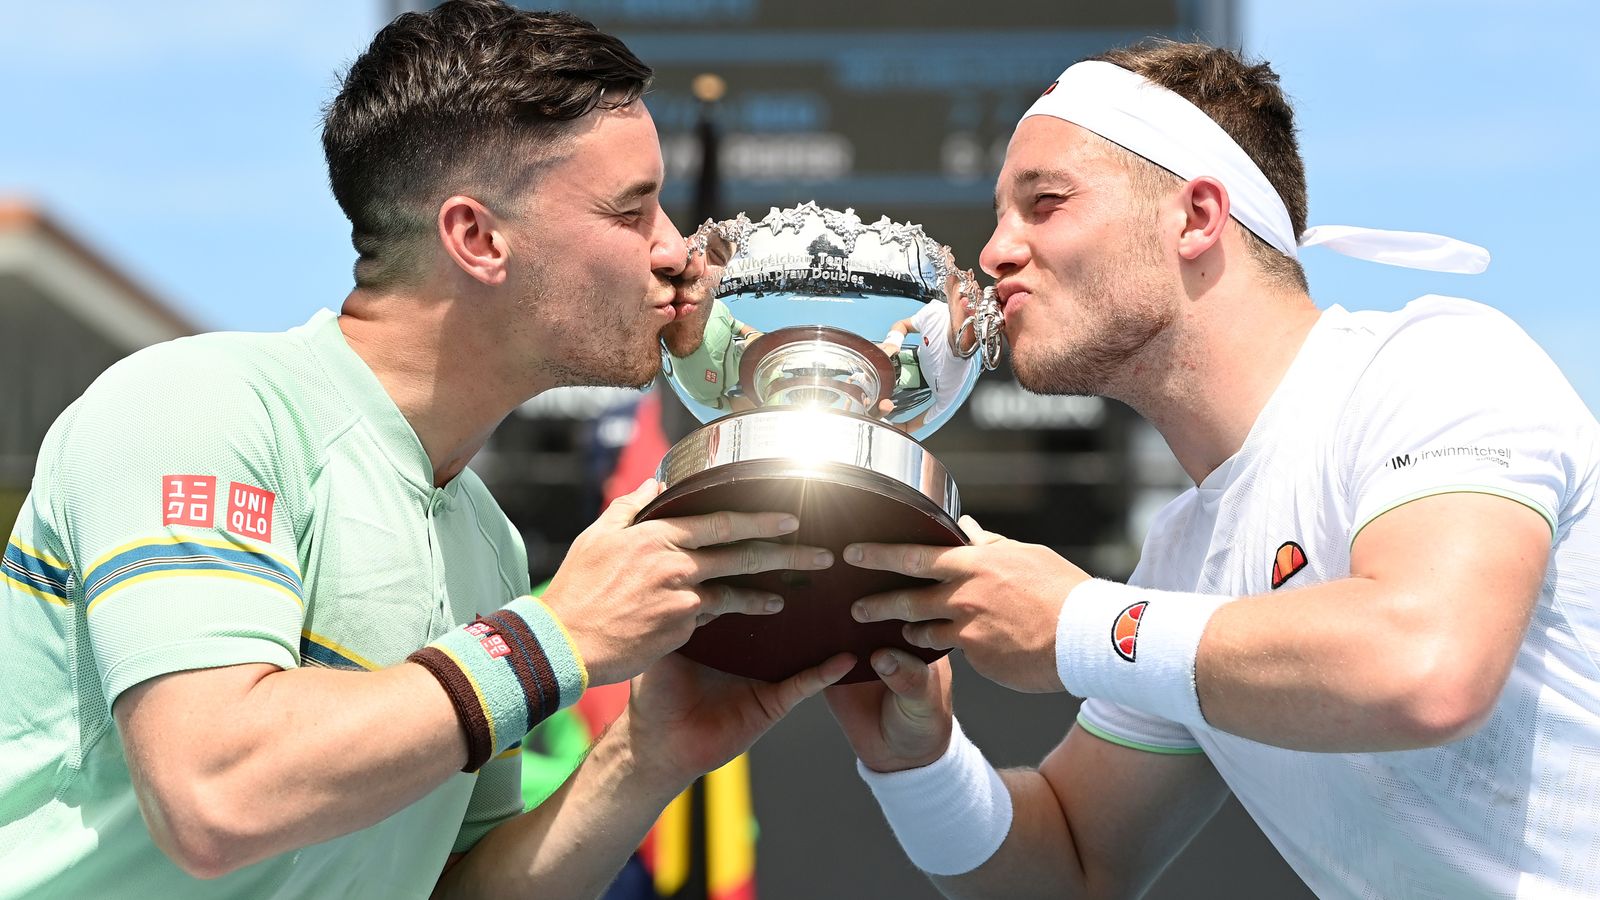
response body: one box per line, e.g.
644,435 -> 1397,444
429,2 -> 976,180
438,195 -> 509,286
1174,176 -> 1230,262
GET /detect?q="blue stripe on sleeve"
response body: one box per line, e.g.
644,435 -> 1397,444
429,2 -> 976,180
4,541 -> 73,602
85,539 -> 302,606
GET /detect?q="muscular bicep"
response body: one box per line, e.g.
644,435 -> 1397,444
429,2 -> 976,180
113,660 -> 467,877
113,664 -> 282,864
1350,490 -> 1551,712
115,664 -> 282,776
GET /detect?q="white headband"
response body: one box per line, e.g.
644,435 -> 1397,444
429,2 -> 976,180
1022,61 -> 1489,274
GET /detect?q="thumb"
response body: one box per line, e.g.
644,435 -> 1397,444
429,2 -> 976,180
600,478 -> 663,527
870,649 -> 941,712
764,653 -> 856,723
958,514 -> 1004,546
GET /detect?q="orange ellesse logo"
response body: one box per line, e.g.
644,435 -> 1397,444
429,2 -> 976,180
1271,541 -> 1307,589
1113,601 -> 1147,662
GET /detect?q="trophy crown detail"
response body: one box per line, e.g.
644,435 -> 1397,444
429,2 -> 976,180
665,203 -> 1000,439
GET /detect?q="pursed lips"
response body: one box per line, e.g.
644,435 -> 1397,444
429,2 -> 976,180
995,281 -> 1031,319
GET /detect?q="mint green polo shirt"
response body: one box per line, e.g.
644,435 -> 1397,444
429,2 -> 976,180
672,300 -> 745,408
0,310 -> 528,898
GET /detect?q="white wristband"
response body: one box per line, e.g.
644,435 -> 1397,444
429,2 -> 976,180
883,328 -> 906,350
857,719 -> 1012,876
1056,579 -> 1233,727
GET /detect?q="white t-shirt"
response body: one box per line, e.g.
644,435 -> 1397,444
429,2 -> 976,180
1079,296 -> 1600,899
910,299 -> 960,422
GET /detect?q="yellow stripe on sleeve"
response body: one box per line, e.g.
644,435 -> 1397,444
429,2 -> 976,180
300,629 -> 381,671
2,569 -> 71,607
85,568 -> 304,615
9,537 -> 70,570
87,533 -> 301,582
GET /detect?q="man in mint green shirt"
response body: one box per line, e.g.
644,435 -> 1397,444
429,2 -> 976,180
666,299 -> 760,410
0,2 -> 849,897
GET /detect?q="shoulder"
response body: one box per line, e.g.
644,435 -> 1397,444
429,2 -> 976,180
80,329 -> 310,415
1357,296 -> 1544,367
49,329 -> 325,482
911,300 -> 946,329
1333,296 -> 1580,423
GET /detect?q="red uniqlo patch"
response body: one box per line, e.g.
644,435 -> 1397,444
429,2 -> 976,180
465,621 -> 494,637
225,482 -> 275,542
162,475 -> 216,528
480,634 -> 511,659
704,369 -> 719,384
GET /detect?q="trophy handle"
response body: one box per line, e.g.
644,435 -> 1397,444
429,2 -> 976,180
954,282 -> 1006,371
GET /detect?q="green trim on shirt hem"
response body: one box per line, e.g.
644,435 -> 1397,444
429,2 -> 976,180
1076,713 -> 1205,755
1349,485 -> 1557,550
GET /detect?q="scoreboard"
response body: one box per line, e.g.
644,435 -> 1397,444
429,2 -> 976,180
503,0 -> 1237,266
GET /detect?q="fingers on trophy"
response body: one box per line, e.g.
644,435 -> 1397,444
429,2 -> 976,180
647,203 -> 1005,683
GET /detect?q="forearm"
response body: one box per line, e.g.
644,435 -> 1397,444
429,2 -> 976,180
433,708 -> 688,899
929,769 -> 1091,899
122,663 -> 468,875
1196,576 -> 1508,750
876,728 -> 1220,900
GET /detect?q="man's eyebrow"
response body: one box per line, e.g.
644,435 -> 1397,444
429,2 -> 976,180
613,179 -> 660,204
994,167 -> 1078,212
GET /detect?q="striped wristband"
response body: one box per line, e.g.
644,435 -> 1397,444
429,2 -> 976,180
1055,580 -> 1232,727
409,595 -> 588,772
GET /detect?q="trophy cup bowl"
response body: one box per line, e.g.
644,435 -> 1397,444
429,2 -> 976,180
641,203 -> 1002,684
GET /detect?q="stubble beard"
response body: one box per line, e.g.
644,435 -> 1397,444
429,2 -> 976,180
522,266 -> 664,391
1011,230 -> 1174,399
662,294 -> 715,358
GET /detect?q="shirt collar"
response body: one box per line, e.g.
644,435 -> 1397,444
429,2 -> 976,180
298,308 -> 438,492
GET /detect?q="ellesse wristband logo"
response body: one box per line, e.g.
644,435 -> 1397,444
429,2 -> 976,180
1113,601 -> 1147,662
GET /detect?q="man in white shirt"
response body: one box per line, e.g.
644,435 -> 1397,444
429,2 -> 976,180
827,41 -> 1600,899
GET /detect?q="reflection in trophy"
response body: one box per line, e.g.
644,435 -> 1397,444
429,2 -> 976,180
644,203 -> 1003,683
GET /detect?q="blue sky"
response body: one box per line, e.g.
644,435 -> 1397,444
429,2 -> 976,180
4,1 -> 1596,409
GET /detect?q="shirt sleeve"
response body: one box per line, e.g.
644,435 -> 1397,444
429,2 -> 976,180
1076,698 -> 1203,754
1342,300 -> 1583,544
453,749 -> 526,854
47,344 -> 306,706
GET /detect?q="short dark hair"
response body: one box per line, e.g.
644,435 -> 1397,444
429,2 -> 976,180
322,0 -> 652,289
1091,41 -> 1309,292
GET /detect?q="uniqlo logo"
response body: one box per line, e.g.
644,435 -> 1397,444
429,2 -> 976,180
225,482 -> 275,542
162,475 -> 216,528
480,634 -> 511,659
704,369 -> 718,384
465,621 -> 494,637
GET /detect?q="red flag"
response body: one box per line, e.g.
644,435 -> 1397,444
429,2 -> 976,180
602,390 -> 671,506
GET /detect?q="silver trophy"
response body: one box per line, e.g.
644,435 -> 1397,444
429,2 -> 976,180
640,203 -> 1003,683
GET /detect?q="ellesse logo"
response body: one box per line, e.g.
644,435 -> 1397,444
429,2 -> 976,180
1271,541 -> 1307,589
1112,601 -> 1147,662
1040,80 -> 1059,96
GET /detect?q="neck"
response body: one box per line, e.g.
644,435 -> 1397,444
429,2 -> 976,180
1113,274 -> 1320,486
337,283 -> 525,488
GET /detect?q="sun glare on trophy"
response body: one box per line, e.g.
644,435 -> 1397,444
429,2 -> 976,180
640,203 -> 1004,684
